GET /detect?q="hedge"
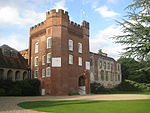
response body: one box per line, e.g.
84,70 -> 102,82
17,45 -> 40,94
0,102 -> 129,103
90,80 -> 150,94
0,79 -> 40,96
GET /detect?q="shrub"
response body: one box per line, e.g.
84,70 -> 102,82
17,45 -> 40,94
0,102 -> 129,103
90,82 -> 114,94
115,81 -> 140,92
0,79 -> 40,96
0,88 -> 5,96
68,92 -> 80,96
90,80 -> 150,94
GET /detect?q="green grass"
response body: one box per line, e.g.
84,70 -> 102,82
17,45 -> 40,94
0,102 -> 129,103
18,99 -> 150,113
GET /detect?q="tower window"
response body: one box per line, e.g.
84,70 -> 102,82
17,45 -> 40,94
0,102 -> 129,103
69,54 -> 73,64
47,53 -> 51,63
46,67 -> 51,77
35,56 -> 38,66
42,55 -> 45,65
34,70 -> 38,78
42,69 -> 45,78
78,42 -> 82,53
69,39 -> 73,51
78,57 -> 82,66
47,37 -> 52,48
35,42 -> 39,53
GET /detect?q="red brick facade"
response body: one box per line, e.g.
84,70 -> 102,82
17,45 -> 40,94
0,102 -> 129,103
28,9 -> 90,95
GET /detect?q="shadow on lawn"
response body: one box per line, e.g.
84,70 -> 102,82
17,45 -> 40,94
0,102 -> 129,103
18,100 -> 106,109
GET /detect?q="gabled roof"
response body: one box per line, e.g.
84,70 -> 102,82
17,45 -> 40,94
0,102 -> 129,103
0,45 -> 28,70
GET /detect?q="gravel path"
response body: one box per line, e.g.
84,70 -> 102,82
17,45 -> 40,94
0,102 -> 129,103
0,94 -> 149,113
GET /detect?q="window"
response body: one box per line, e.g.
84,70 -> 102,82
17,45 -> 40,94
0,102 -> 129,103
47,53 -> 51,63
101,70 -> 104,81
99,60 -> 102,68
78,43 -> 82,53
34,70 -> 38,78
69,54 -> 73,64
47,37 -> 52,48
42,69 -> 45,78
78,57 -> 82,66
35,42 -> 38,53
111,63 -> 114,71
107,62 -> 110,69
35,56 -> 38,66
69,39 -> 73,51
104,61 -> 106,69
106,71 -> 108,81
85,61 -> 90,70
46,67 -> 51,77
42,55 -> 45,65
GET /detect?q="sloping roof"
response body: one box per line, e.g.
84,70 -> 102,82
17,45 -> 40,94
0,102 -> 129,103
90,52 -> 116,61
0,45 -> 28,70
0,44 -> 17,51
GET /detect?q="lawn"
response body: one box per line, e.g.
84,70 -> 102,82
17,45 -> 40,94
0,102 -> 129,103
18,99 -> 150,113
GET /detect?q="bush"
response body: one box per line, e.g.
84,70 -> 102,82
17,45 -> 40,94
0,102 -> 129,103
90,82 -> 115,94
0,88 -> 5,96
0,79 -> 40,96
90,80 -> 150,94
68,92 -> 80,96
115,81 -> 140,92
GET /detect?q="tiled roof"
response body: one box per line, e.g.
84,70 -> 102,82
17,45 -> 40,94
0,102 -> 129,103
0,45 -> 28,69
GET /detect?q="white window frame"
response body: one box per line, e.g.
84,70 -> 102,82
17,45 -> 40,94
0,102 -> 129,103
42,69 -> 45,78
42,55 -> 45,65
47,53 -> 51,63
34,70 -> 38,78
69,54 -> 73,64
78,42 -> 82,53
46,67 -> 51,77
78,57 -> 82,66
85,61 -> 90,70
47,37 -> 52,48
35,56 -> 38,66
69,39 -> 73,51
35,42 -> 39,53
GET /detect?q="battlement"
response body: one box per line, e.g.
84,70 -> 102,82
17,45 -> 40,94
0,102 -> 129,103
69,21 -> 82,29
30,9 -> 89,36
46,9 -> 69,19
30,21 -> 45,31
82,21 -> 89,29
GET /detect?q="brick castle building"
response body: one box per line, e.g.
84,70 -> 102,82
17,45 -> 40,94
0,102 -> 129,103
28,9 -> 90,95
19,9 -> 121,95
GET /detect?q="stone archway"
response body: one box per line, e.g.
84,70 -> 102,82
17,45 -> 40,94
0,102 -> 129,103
7,70 -> 13,80
23,71 -> 28,80
15,71 -> 20,80
78,76 -> 86,95
0,69 -> 4,80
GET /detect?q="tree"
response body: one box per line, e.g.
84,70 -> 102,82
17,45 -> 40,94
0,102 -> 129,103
113,0 -> 150,61
117,57 -> 150,83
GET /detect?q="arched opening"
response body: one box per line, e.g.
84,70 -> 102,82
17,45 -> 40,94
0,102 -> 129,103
78,76 -> 86,95
7,70 -> 13,80
0,69 -> 4,80
15,71 -> 20,80
23,71 -> 28,80
79,76 -> 85,86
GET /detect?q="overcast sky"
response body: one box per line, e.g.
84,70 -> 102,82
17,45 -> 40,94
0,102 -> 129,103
0,0 -> 133,60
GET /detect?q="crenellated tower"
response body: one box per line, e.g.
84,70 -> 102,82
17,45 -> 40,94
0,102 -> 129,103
29,9 -> 90,95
